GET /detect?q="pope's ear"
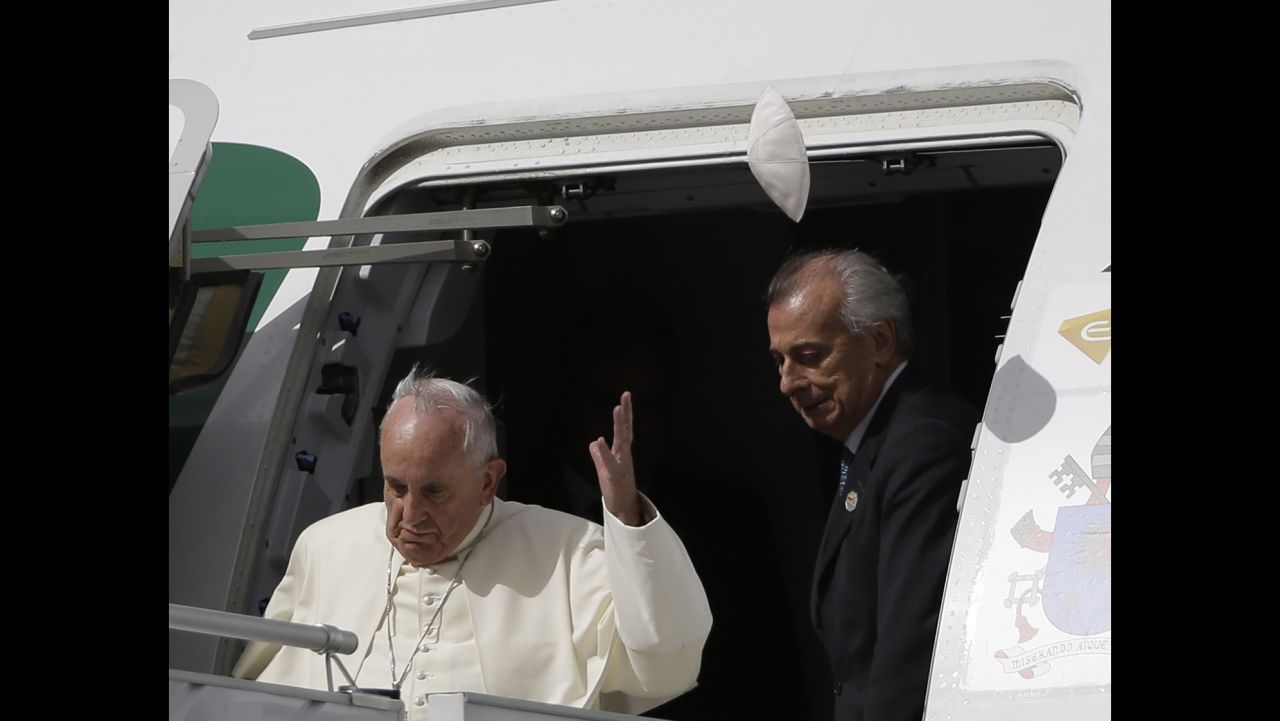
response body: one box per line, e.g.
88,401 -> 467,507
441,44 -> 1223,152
481,458 -> 506,502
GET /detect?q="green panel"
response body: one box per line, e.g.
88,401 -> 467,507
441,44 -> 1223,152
190,142 -> 322,330
170,142 -> 321,493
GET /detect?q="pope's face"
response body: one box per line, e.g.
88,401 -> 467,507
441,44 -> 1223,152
380,400 -> 505,567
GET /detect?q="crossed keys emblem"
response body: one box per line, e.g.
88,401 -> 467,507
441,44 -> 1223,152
1048,455 -> 1110,505
1001,452 -> 1111,637
1000,427 -> 1113,677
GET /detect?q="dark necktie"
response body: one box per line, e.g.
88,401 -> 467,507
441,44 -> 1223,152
837,447 -> 856,495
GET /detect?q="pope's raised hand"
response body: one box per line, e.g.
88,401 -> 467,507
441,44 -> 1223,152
588,391 -> 643,526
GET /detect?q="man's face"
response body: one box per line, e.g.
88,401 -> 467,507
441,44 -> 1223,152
380,400 -> 505,567
767,271 -> 896,442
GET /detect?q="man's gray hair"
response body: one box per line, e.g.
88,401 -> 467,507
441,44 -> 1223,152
766,249 -> 914,357
382,366 -> 499,468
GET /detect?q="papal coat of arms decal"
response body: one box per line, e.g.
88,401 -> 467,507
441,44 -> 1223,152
995,426 -> 1111,678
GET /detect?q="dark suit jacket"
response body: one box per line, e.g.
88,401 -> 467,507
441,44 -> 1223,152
811,363 -> 977,721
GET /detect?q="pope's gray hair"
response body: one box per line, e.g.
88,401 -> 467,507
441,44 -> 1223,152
382,365 -> 498,468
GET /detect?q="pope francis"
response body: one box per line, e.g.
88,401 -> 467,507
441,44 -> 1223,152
232,367 -> 712,717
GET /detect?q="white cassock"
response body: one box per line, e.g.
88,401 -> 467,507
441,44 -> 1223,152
233,496 -> 712,716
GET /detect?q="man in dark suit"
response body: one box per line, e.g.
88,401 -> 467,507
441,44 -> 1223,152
766,250 -> 976,721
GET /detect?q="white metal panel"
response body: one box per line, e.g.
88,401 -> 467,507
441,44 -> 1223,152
924,20 -> 1111,715
170,670 -> 402,721
168,79 -> 219,258
365,96 -> 1078,209
169,0 -> 1106,234
170,105 -> 185,166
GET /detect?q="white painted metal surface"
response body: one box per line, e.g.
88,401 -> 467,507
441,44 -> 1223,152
170,670 -> 402,721
362,84 -> 1079,209
168,79 -> 219,262
170,0 -> 1109,279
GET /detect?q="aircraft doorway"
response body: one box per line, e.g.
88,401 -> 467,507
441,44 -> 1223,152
364,144 -> 1060,719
